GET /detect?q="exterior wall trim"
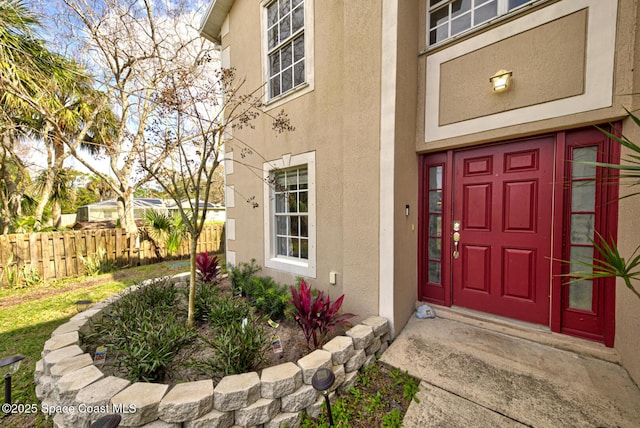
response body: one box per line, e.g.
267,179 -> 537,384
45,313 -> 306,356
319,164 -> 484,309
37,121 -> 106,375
379,0 -> 398,336
424,0 -> 617,143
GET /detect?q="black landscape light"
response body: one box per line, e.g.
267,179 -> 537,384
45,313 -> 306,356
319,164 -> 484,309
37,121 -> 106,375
75,299 -> 93,312
0,354 -> 25,405
91,414 -> 122,428
312,367 -> 336,427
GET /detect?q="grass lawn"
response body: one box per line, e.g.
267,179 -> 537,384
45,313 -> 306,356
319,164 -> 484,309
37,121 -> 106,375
0,256 -> 215,428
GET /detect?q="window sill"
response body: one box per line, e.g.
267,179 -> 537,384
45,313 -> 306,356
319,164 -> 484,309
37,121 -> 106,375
265,255 -> 315,278
263,82 -> 311,111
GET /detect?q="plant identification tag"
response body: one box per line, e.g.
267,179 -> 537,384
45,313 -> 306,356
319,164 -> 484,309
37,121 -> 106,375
271,336 -> 283,354
94,346 -> 107,365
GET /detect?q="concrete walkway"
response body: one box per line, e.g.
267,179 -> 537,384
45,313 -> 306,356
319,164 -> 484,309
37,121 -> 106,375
380,308 -> 640,427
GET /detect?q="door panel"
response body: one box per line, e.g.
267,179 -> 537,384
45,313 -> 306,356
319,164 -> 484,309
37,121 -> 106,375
452,137 -> 554,325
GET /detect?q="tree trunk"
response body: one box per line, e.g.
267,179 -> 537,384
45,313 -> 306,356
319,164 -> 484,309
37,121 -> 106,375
116,190 -> 138,234
34,167 -> 56,228
187,236 -> 198,328
52,201 -> 62,229
51,140 -> 64,229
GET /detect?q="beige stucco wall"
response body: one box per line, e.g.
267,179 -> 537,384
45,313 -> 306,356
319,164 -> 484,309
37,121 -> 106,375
439,8 -> 587,126
220,0 -> 382,320
614,0 -> 640,387
616,120 -> 640,387
391,0 -> 420,335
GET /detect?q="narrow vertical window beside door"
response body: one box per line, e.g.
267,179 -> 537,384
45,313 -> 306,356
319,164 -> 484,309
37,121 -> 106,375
428,166 -> 443,284
567,146 -> 597,311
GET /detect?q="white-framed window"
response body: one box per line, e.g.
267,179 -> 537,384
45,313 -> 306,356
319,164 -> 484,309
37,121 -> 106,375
265,0 -> 305,99
428,0 -> 535,46
263,152 -> 316,277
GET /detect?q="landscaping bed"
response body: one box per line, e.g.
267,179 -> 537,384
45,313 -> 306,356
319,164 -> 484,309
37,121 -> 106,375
35,276 -> 400,426
80,276 -> 316,386
4,255 -> 419,427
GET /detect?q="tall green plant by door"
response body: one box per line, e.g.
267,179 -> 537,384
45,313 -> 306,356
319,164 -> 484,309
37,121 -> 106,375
569,109 -> 640,300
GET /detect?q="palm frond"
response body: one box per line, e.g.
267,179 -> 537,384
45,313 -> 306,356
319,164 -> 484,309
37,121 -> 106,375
564,231 -> 640,300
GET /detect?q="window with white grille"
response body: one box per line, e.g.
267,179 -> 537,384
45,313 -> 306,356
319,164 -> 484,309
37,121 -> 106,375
428,0 -> 535,46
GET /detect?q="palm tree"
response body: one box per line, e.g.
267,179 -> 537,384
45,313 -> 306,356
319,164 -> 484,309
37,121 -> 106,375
86,174 -> 116,202
34,168 -> 76,228
1,1 -> 116,231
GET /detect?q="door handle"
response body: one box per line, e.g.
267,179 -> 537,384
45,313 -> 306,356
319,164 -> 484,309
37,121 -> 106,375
453,231 -> 460,259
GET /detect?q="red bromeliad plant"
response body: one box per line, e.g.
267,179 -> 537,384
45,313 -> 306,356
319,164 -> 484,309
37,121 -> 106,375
196,252 -> 221,284
289,279 -> 355,350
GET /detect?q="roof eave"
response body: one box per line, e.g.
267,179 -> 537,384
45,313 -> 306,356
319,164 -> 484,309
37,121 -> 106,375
199,0 -> 235,45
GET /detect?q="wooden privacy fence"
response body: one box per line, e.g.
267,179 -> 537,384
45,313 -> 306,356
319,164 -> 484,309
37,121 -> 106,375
0,224 -> 224,287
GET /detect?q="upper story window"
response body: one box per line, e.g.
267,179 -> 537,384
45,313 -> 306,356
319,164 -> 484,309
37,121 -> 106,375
266,0 -> 305,99
428,0 -> 535,46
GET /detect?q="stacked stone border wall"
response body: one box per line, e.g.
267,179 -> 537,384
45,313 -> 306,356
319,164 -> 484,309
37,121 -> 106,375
35,276 -> 392,427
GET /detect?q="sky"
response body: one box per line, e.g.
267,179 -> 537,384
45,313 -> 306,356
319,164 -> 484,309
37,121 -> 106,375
21,0 -> 217,178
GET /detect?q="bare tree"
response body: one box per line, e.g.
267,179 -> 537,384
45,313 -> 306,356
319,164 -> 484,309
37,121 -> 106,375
38,0 -> 222,234
139,66 -> 294,327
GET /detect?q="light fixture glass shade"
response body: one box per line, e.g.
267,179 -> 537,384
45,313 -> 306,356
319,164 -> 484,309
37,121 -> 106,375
490,69 -> 512,92
0,355 -> 25,377
311,368 -> 335,393
75,299 -> 93,312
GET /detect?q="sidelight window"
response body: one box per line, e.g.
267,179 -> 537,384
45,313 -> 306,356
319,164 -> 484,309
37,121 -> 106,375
427,165 -> 444,284
566,146 -> 597,311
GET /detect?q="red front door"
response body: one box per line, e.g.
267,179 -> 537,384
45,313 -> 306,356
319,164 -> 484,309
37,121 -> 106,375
418,128 -> 618,344
451,137 -> 555,325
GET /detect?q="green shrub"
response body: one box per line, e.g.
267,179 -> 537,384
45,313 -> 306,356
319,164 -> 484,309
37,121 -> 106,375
2,254 -> 19,288
243,276 -> 290,320
21,266 -> 42,288
116,310 -> 194,382
83,279 -> 194,382
207,293 -> 251,330
118,278 -> 177,311
192,312 -> 270,378
194,282 -> 221,322
228,259 -> 261,296
79,248 -> 115,276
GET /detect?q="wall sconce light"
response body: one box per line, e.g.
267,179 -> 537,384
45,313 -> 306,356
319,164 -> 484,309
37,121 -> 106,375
312,368 -> 336,426
75,299 -> 93,312
0,354 -> 25,405
490,69 -> 512,92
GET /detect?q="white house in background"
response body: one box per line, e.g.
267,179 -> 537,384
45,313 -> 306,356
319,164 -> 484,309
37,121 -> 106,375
76,199 -> 225,223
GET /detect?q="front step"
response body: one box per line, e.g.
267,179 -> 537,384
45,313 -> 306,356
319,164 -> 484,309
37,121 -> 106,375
425,303 -> 619,363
